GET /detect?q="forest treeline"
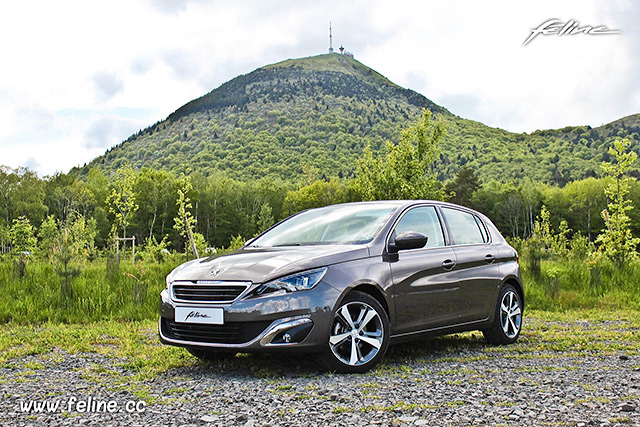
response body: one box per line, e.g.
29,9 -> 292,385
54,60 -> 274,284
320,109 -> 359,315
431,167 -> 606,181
4,165 -> 639,251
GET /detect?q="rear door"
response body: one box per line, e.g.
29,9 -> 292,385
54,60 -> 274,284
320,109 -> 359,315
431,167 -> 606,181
439,207 -> 501,323
389,205 -> 460,334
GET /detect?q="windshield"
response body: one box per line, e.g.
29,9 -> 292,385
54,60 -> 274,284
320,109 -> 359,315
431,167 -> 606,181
250,203 -> 399,247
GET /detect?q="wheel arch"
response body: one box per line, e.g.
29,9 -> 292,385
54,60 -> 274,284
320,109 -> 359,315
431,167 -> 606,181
502,275 -> 525,311
337,281 -> 391,319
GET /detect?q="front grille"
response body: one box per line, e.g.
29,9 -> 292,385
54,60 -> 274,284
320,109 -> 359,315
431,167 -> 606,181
161,317 -> 271,344
171,281 -> 249,303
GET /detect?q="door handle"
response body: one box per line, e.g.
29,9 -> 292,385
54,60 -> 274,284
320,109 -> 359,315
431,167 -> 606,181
484,254 -> 496,264
441,259 -> 456,271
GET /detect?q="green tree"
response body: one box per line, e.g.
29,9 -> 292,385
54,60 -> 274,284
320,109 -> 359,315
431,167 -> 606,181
9,215 -> 37,278
106,163 -> 138,247
55,212 -> 97,299
563,178 -> 607,241
355,108 -> 446,201
445,166 -> 481,207
66,212 -> 98,258
12,167 -> 47,226
193,232 -> 209,258
55,227 -> 79,300
9,216 -> 37,255
592,139 -> 639,268
39,215 -> 60,260
256,202 -> 274,234
520,178 -> 543,238
1,166 -> 47,228
472,181 -> 523,238
174,174 -> 199,258
86,168 -> 111,247
0,223 -> 8,254
140,235 -> 170,263
282,179 -> 350,216
0,166 -> 19,228
135,168 -> 172,240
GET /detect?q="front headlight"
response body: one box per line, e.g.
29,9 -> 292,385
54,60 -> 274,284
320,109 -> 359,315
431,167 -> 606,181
255,267 -> 328,295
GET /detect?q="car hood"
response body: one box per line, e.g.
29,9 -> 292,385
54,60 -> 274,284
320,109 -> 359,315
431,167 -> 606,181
167,245 -> 370,284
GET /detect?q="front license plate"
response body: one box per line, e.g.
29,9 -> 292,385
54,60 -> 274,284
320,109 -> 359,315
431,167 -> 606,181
175,307 -> 224,325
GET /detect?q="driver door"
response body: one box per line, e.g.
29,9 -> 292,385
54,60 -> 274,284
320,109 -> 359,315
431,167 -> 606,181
390,206 -> 460,334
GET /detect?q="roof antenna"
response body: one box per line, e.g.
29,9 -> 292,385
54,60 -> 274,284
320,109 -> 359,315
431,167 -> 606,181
328,22 -> 334,53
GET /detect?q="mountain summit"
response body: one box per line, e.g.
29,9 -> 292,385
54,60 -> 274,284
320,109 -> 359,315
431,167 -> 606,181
78,54 -> 639,184
169,54 -> 448,122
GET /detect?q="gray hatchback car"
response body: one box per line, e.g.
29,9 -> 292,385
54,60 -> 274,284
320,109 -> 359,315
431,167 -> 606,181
159,200 -> 523,373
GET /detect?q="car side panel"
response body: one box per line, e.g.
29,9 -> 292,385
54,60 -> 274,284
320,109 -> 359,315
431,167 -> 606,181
390,246 -> 460,333
451,243 -> 502,323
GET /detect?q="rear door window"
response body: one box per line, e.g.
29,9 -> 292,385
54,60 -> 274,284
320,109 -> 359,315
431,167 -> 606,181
441,207 -> 486,245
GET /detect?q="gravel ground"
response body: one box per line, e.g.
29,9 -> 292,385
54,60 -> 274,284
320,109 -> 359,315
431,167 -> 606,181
1,318 -> 639,427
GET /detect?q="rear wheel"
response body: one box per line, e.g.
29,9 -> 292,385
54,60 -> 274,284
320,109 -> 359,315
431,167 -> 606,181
322,291 -> 389,373
483,284 -> 523,344
186,347 -> 237,361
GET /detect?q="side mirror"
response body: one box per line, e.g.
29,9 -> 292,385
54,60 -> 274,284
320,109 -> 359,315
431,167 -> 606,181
389,231 -> 428,253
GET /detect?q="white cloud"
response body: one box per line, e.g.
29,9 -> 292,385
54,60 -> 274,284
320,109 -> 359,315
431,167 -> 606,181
93,72 -> 125,103
0,0 -> 636,176
84,115 -> 146,149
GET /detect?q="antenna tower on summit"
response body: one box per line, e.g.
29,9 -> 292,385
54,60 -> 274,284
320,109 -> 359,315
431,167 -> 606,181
328,22 -> 334,53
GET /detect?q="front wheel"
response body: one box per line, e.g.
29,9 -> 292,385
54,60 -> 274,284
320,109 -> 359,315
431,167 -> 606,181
322,291 -> 390,373
483,284 -> 523,345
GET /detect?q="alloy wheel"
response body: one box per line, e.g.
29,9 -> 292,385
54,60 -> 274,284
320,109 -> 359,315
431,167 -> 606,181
500,290 -> 522,339
329,301 -> 384,367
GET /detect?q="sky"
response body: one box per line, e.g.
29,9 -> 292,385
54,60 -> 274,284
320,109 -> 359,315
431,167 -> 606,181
0,0 -> 637,177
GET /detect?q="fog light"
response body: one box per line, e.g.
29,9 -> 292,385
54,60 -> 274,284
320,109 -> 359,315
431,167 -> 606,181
260,318 -> 313,346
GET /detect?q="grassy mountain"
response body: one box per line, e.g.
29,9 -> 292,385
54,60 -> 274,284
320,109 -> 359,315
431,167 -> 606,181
75,54 -> 640,185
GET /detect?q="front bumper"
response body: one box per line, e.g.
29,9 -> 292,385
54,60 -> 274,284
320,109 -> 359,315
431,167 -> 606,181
158,281 -> 340,352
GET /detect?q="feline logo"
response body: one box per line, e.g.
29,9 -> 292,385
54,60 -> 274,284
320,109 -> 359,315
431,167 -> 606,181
186,311 -> 211,321
524,19 -> 621,46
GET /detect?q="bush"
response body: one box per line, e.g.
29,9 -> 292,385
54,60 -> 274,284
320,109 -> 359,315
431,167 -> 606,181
139,235 -> 170,263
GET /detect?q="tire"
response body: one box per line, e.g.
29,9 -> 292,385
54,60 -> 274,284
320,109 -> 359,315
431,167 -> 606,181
482,284 -> 523,345
186,347 -> 237,361
322,291 -> 390,374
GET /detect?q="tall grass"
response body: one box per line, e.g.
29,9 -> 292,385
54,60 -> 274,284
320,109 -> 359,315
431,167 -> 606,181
523,259 -> 640,311
0,251 -> 638,324
0,255 -> 181,323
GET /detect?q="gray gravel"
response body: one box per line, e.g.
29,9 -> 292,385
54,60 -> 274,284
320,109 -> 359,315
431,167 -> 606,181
1,321 -> 639,427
